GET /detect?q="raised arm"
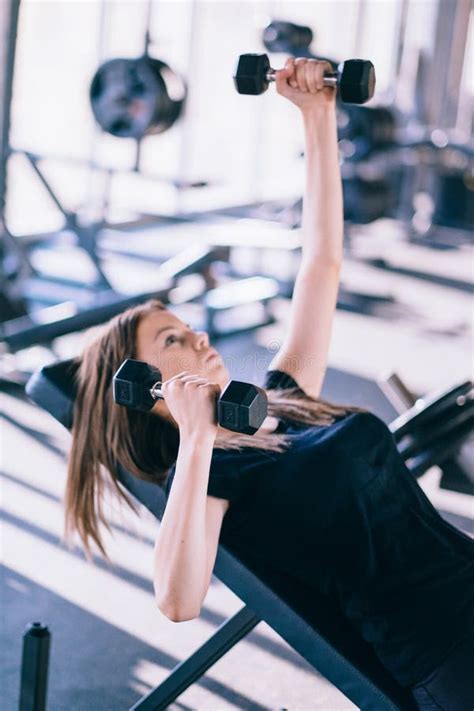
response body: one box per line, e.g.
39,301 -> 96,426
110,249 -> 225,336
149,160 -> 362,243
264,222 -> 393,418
267,58 -> 343,398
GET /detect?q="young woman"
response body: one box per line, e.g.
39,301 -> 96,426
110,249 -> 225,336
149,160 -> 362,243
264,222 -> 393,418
67,59 -> 474,710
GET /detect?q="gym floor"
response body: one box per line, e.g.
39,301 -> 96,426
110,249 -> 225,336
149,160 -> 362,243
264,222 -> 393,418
1,220 -> 472,711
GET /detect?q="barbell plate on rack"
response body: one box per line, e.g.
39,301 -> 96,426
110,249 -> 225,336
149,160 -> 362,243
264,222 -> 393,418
90,56 -> 186,139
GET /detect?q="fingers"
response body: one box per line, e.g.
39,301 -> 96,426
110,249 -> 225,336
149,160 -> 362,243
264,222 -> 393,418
274,57 -> 295,94
163,372 -> 214,387
278,57 -> 331,94
293,58 -> 309,91
305,60 -> 319,94
163,371 -> 200,385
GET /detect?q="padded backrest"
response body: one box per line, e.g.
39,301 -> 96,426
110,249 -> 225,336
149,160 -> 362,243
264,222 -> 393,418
25,360 -> 416,711
25,359 -> 168,521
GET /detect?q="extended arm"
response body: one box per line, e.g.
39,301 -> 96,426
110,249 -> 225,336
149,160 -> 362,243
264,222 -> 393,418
300,109 -> 343,264
268,58 -> 343,397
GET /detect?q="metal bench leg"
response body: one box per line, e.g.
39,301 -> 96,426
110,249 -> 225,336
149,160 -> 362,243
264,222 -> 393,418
130,605 -> 261,711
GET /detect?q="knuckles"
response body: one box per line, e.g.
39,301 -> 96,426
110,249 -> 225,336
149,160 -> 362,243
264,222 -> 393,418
285,58 -> 331,92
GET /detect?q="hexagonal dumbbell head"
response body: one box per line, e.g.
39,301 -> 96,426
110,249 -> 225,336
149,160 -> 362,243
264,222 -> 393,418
113,359 -> 162,412
339,60 -> 375,104
218,380 -> 268,434
234,53 -> 272,95
263,20 -> 313,54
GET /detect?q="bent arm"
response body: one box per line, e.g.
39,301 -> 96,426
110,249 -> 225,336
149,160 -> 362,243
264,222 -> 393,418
153,431 -> 219,621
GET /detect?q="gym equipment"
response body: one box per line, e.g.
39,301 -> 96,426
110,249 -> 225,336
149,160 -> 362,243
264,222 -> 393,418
19,622 -> 50,711
262,19 -> 339,69
190,204 -> 397,317
234,53 -> 375,104
1,0 -> 205,376
0,286 -> 171,354
0,239 -> 235,391
90,56 -> 186,139
342,174 -> 398,224
203,275 -> 278,338
0,238 -> 223,352
100,219 -> 286,338
337,105 -> 397,160
431,169 -> 474,232
113,358 -> 268,435
380,373 -> 474,494
256,17 -> 473,240
28,359 -> 472,710
262,20 -> 314,56
389,380 -> 473,443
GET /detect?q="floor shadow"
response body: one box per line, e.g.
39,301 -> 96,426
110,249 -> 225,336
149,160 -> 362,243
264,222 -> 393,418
1,565 -> 270,711
2,411 -> 67,460
0,500 -> 314,674
0,469 -> 158,549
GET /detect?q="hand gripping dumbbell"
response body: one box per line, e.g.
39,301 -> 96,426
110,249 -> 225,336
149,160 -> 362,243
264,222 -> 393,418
113,358 -> 268,435
234,53 -> 375,104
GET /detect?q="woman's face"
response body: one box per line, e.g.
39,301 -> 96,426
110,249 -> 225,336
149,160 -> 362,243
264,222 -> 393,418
135,308 -> 230,389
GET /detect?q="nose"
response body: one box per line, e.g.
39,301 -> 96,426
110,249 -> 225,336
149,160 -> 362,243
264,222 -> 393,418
194,329 -> 209,350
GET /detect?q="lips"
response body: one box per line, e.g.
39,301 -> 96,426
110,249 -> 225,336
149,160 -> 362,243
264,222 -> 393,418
206,349 -> 219,362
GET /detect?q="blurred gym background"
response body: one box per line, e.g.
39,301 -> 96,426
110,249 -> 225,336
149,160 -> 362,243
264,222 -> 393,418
1,1 -> 473,709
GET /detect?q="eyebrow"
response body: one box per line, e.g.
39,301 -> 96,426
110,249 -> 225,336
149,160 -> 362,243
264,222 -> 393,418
153,323 -> 192,342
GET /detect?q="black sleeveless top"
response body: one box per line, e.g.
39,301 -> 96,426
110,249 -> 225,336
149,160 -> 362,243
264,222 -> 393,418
164,369 -> 474,688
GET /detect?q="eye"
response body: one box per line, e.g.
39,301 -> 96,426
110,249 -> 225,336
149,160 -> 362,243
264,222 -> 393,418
164,334 -> 178,346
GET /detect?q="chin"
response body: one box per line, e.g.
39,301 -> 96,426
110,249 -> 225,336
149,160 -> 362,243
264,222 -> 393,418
205,362 -> 224,377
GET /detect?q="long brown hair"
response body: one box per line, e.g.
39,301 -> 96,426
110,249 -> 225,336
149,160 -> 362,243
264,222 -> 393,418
65,298 -> 364,559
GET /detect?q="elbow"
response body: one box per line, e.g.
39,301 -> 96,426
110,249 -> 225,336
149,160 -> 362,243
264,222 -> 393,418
300,255 -> 342,275
171,608 -> 201,623
156,596 -> 201,623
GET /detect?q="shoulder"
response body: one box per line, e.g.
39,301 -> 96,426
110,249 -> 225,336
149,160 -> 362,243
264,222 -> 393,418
343,410 -> 392,436
331,410 -> 395,457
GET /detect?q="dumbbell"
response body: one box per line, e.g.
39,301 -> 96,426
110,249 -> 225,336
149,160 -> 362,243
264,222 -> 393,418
113,358 -> 268,435
234,53 -> 375,104
262,20 -> 314,55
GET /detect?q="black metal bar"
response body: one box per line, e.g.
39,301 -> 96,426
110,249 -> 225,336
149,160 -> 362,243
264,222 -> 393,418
1,0 -> 21,222
19,622 -> 51,711
22,152 -> 111,288
406,418 -> 474,478
377,372 -> 416,412
397,402 -> 474,459
389,380 -> 472,441
0,224 -> 37,278
1,287 -> 171,352
366,257 -> 474,295
8,147 -> 210,190
142,0 -> 153,57
130,606 -> 260,711
23,152 -> 70,219
381,373 -> 474,491
439,456 -> 474,496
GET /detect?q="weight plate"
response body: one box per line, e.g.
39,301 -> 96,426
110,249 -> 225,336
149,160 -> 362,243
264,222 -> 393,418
390,381 -> 473,441
90,56 -> 186,139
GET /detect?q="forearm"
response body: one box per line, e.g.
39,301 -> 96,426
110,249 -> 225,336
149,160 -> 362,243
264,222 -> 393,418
153,431 -> 215,620
300,107 -> 343,265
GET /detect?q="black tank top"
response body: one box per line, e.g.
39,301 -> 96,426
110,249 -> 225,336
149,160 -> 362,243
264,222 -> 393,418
164,369 -> 474,688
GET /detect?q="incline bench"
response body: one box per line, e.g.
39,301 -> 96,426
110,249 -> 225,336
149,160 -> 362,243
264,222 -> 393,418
26,359 -> 422,711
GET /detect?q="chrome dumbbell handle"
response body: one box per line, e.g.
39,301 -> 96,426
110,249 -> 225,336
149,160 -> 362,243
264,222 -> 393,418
266,67 -> 338,88
149,381 -> 164,401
